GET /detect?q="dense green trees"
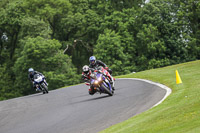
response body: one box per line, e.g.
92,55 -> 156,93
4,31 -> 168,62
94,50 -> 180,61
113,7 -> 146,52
0,0 -> 199,100
14,37 -> 79,95
95,29 -> 127,75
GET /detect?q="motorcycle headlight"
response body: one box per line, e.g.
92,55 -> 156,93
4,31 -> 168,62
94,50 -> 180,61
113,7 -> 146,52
94,80 -> 98,84
97,77 -> 102,81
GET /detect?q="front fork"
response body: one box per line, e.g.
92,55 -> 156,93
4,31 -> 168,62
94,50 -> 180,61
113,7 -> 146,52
104,72 -> 114,88
44,79 -> 48,86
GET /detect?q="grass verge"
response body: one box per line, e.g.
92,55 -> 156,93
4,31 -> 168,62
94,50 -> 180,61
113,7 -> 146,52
101,60 -> 200,133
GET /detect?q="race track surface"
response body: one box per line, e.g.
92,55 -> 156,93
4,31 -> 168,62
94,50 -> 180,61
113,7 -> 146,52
0,79 -> 167,133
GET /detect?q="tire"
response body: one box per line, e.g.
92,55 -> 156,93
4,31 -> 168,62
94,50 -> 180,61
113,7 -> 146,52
42,83 -> 48,94
101,83 -> 113,96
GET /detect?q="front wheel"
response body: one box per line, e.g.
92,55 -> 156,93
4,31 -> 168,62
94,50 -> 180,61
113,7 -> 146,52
101,84 -> 113,96
41,83 -> 48,94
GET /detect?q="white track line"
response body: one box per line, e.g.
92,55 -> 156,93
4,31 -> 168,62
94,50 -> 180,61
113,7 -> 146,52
118,78 -> 172,108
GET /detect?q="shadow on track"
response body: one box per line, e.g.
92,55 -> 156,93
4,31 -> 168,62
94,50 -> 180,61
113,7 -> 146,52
87,95 -> 111,101
23,93 -> 44,98
70,95 -> 111,105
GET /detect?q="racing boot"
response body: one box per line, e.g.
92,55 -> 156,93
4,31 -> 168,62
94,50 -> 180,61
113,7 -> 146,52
36,87 -> 40,91
44,79 -> 48,86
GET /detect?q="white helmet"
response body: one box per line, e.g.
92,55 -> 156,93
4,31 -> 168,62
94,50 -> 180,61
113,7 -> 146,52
82,65 -> 90,74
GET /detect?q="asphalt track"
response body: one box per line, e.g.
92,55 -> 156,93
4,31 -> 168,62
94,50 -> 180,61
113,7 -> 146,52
0,78 -> 170,133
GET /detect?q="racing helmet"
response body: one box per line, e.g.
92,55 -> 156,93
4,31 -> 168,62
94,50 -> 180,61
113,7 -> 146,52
89,56 -> 96,65
28,68 -> 34,75
82,65 -> 90,75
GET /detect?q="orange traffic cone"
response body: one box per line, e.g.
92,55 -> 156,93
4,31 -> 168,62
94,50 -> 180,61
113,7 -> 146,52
176,70 -> 182,84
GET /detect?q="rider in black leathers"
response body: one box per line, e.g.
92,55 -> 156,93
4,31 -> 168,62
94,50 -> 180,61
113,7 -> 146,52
28,68 -> 45,91
89,56 -> 112,75
88,56 -> 115,90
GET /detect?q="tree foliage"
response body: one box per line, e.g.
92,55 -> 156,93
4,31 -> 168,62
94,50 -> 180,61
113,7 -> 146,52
13,36 -> 80,95
0,0 -> 200,100
95,29 -> 126,75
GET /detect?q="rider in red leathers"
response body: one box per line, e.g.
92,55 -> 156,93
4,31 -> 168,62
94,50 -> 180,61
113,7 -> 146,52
82,65 -> 97,95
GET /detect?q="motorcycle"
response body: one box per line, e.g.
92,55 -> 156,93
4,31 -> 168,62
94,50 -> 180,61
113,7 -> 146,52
89,66 -> 114,96
33,74 -> 49,94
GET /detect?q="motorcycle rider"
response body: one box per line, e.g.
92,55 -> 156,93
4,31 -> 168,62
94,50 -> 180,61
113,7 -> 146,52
82,65 -> 96,95
89,56 -> 115,90
28,68 -> 47,91
89,56 -> 112,74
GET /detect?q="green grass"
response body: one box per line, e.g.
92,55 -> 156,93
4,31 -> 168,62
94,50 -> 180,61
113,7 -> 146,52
101,60 -> 200,133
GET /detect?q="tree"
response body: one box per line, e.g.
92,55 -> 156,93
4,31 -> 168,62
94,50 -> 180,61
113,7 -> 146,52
14,36 -> 80,95
109,0 -> 144,11
99,8 -> 138,73
0,1 -> 24,60
20,16 -> 51,39
24,0 -> 72,38
0,64 -> 21,100
94,29 -> 127,75
175,0 -> 200,59
134,1 -> 193,70
136,24 -> 169,70
1,0 -> 200,100
60,2 -> 103,72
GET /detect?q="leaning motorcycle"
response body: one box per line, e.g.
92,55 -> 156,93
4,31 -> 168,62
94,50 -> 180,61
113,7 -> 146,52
33,74 -> 49,94
89,67 -> 114,96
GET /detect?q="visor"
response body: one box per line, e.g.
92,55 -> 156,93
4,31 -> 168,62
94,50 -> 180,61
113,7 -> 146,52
84,71 -> 89,74
90,60 -> 95,64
